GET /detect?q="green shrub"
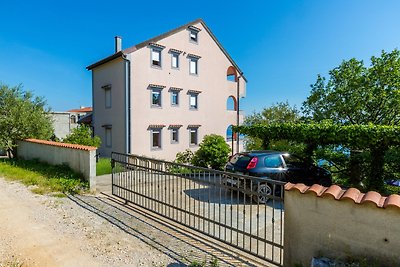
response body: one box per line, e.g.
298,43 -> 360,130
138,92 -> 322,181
175,149 -> 194,164
191,134 -> 230,170
63,125 -> 101,147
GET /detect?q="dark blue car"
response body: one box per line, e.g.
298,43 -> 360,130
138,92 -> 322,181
223,151 -> 332,203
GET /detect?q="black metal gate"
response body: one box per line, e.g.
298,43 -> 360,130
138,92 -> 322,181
111,152 -> 284,266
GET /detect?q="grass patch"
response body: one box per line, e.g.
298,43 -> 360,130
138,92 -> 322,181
96,157 -> 112,176
0,158 -> 88,195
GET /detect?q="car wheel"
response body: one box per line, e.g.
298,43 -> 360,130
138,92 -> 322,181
253,183 -> 272,204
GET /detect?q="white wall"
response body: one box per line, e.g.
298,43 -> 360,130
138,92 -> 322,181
17,140 -> 97,191
284,189 -> 400,266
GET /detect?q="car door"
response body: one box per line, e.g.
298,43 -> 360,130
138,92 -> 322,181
282,154 -> 311,184
259,154 -> 286,181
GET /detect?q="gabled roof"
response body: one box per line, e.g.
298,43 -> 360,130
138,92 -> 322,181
86,19 -> 246,81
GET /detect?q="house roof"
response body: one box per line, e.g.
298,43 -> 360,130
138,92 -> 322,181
86,19 -> 247,81
285,183 -> 400,209
67,107 -> 93,113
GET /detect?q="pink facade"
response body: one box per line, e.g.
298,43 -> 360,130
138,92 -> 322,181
87,19 -> 246,160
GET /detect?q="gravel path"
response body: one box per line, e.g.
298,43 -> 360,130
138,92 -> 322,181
0,177 -> 258,267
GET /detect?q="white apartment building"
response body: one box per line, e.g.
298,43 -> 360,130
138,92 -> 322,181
87,19 -> 246,160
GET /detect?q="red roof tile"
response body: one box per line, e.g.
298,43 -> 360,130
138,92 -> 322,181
285,182 -> 400,209
24,139 -> 97,151
67,107 -> 92,113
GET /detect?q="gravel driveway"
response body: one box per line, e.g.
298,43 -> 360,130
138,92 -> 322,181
0,177 -> 261,267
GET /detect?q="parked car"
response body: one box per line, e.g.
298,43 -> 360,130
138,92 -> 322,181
223,151 -> 332,203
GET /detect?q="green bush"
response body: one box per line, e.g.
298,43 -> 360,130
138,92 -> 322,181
175,149 -> 194,164
63,125 -> 101,147
191,134 -> 230,170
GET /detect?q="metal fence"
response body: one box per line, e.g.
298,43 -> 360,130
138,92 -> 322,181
111,152 -> 284,266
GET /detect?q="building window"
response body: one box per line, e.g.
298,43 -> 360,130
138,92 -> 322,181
151,129 -> 162,149
189,93 -> 198,109
189,30 -> 198,43
105,88 -> 111,108
70,115 -> 76,124
189,57 -> 198,75
171,91 -> 179,106
152,88 -> 162,107
151,48 -> 162,67
171,128 -> 179,143
105,128 -> 112,147
171,53 -> 179,69
189,128 -> 198,146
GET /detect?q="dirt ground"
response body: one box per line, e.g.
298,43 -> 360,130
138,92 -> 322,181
0,177 -> 262,267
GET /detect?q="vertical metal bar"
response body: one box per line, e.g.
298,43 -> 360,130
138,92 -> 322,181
257,182 -> 260,256
242,177 -> 246,251
180,166 -> 183,223
193,169 -> 195,228
224,174 -> 227,242
236,175 -> 240,247
184,169 -> 187,226
213,172 -> 216,237
250,179 -> 253,253
271,183 -> 276,262
230,175 -> 233,244
218,171 -> 222,240
280,184 -> 284,265
264,181 -> 267,258
208,168 -> 211,235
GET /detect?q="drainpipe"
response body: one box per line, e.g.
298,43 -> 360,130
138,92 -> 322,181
122,54 -> 131,154
236,73 -> 243,154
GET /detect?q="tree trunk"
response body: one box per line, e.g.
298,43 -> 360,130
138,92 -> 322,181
304,143 -> 316,166
349,150 -> 362,186
367,146 -> 387,191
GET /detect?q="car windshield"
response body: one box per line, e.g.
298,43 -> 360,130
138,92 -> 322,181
229,154 -> 252,167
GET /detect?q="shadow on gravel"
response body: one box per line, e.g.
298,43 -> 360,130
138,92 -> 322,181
67,194 -> 258,266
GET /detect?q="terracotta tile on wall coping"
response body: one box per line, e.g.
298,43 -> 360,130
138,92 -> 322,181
307,184 -> 326,196
322,185 -> 345,200
24,139 -> 97,151
341,188 -> 362,203
293,183 -> 309,193
284,183 -> 296,191
285,182 -> 400,210
384,194 -> 400,209
362,191 -> 385,207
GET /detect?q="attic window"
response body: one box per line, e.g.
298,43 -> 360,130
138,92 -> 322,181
190,31 -> 198,43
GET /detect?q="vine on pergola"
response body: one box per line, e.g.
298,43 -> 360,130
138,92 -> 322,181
234,122 -> 400,191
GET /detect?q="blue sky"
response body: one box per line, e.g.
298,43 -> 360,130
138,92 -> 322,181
1,0 -> 400,114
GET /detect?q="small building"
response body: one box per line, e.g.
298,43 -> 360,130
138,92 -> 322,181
87,19 -> 246,160
50,107 -> 92,139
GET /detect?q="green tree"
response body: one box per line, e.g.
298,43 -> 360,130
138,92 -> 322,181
191,134 -> 230,170
303,49 -> 400,125
63,125 -> 101,147
302,49 -> 400,191
0,84 -> 53,157
244,101 -> 301,151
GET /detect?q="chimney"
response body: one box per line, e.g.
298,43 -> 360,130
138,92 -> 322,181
115,36 -> 122,53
